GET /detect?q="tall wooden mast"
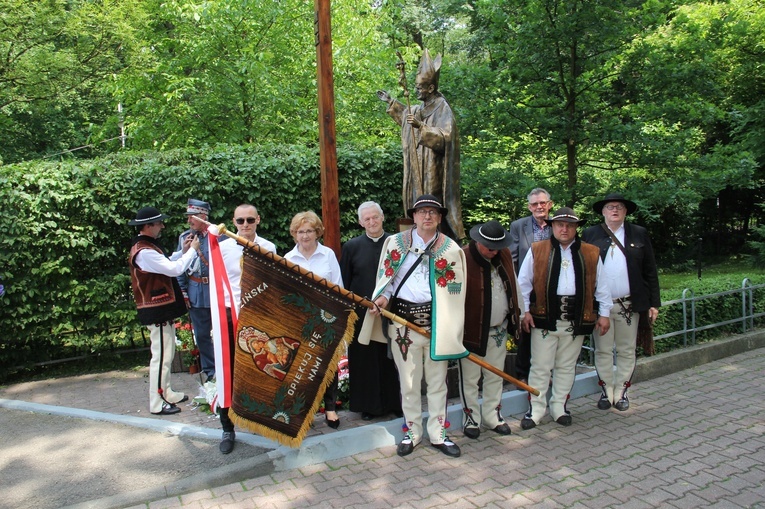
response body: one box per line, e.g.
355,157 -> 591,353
314,0 -> 340,256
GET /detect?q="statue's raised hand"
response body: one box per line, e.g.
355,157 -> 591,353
376,90 -> 391,103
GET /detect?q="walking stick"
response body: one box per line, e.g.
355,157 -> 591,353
197,218 -> 539,396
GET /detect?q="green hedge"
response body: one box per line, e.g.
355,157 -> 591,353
0,142 -> 402,369
652,275 -> 765,354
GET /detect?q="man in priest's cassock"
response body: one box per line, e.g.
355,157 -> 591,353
340,201 -> 402,421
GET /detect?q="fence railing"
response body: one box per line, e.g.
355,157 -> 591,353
653,278 -> 765,347
580,278 -> 764,366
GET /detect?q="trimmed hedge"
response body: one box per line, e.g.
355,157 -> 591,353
0,142 -> 402,369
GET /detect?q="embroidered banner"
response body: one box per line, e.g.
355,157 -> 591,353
229,244 -> 358,448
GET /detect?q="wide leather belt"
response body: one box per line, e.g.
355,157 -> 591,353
555,295 -> 576,321
393,298 -> 432,328
188,275 -> 209,284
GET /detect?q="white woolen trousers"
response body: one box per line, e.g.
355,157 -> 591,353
458,327 -> 508,430
148,322 -> 185,413
593,305 -> 638,404
390,325 -> 449,446
526,320 -> 584,423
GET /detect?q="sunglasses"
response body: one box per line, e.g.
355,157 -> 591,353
235,217 -> 258,225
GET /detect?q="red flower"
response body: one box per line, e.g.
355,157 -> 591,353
435,258 -> 448,270
437,276 -> 447,287
390,250 -> 401,261
385,267 -> 394,277
384,259 -> 391,268
445,270 -> 455,281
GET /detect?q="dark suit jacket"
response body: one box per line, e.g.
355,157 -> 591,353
509,215 -> 537,274
581,222 -> 661,313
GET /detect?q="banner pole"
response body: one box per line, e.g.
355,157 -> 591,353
198,218 -> 539,396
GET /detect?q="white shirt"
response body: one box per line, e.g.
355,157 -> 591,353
600,223 -> 631,300
135,240 -> 197,277
518,241 -> 612,317
382,228 -> 434,304
219,236 -> 278,310
252,235 -> 277,255
284,242 -> 344,287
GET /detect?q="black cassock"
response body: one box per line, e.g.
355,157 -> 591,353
340,232 -> 403,416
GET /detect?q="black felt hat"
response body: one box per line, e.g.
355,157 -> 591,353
128,206 -> 170,226
469,220 -> 512,250
592,193 -> 637,215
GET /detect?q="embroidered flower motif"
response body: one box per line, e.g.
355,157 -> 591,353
433,257 -> 457,288
383,249 -> 403,278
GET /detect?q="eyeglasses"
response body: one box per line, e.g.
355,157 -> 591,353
235,217 -> 258,225
416,209 -> 439,217
605,204 -> 626,211
529,200 -> 550,208
296,229 -> 316,235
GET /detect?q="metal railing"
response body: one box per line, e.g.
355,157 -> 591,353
579,278 -> 764,366
653,278 -> 765,347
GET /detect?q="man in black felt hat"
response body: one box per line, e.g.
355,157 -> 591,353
517,207 -> 612,429
128,206 -> 199,415
360,194 -> 467,458
582,193 -> 660,412
458,220 -> 523,439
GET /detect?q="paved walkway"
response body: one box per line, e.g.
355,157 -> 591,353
1,341 -> 764,509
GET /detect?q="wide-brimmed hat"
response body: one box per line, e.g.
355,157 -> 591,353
592,193 -> 637,215
128,206 -> 170,226
469,220 -> 512,250
545,207 -> 586,226
406,194 -> 448,218
185,198 -> 211,215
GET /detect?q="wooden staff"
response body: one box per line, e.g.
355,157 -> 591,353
396,51 -> 423,200
199,218 -> 539,396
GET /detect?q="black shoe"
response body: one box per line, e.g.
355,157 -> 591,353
397,438 -> 416,457
219,431 -> 235,454
432,438 -> 461,458
463,426 -> 480,439
173,395 -> 189,405
361,412 -> 375,421
493,423 -> 512,435
520,418 -> 536,430
151,403 -> 180,415
556,415 -> 572,426
597,395 -> 612,410
614,397 -> 630,411
325,416 -> 340,429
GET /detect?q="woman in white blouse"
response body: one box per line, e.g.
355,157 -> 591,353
284,211 -> 344,429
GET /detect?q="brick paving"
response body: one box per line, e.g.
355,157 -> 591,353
2,347 -> 764,508
225,344 -> 753,509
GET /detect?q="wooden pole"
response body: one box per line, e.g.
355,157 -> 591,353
314,0 -> 341,257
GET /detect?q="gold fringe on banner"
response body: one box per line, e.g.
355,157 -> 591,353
227,244 -> 360,448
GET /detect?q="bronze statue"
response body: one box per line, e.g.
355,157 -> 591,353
377,49 -> 465,241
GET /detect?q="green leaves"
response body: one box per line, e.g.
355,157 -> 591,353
0,141 -> 402,369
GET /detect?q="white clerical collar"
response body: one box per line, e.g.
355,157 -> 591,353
366,231 -> 385,242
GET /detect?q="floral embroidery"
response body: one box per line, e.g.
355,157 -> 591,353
433,257 -> 457,288
383,249 -> 403,278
